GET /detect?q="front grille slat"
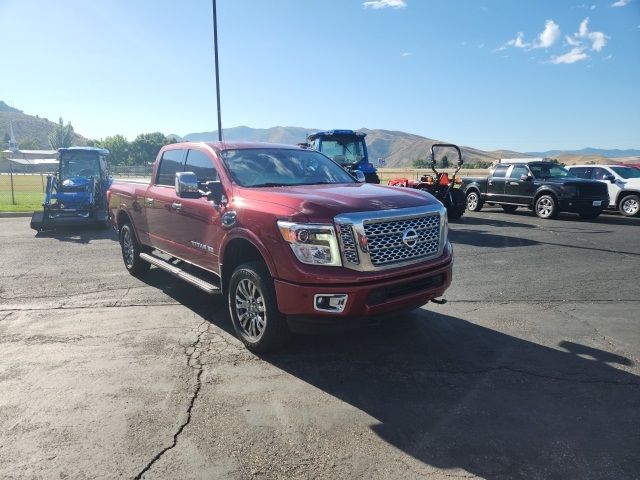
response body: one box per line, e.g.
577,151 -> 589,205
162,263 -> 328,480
364,214 -> 440,266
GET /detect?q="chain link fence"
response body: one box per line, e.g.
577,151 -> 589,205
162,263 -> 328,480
0,163 -> 154,212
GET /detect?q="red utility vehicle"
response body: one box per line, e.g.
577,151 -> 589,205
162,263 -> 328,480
108,142 -> 453,351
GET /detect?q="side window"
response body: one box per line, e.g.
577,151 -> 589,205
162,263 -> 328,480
156,149 -> 186,186
185,149 -> 217,182
509,165 -> 529,179
570,167 -> 590,179
591,167 -> 609,180
493,165 -> 509,178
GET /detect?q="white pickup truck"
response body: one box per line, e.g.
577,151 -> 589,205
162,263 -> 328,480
568,165 -> 640,217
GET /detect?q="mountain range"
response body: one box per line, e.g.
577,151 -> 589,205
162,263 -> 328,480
2,101 -> 637,167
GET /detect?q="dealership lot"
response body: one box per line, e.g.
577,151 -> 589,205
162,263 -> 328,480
0,209 -> 638,479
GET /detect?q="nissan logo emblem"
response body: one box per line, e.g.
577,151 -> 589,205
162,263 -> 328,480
402,228 -> 419,248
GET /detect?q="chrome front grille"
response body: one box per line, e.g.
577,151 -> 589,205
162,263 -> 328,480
365,214 -> 440,266
337,224 -> 360,264
334,204 -> 446,272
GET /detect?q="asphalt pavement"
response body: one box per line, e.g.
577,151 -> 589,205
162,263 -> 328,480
0,207 -> 638,479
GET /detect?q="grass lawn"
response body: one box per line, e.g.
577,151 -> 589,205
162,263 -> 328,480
0,174 -> 47,212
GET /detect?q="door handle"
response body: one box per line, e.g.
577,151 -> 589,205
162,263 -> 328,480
509,181 -> 519,185
171,202 -> 182,211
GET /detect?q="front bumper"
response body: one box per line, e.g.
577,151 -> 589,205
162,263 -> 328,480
273,244 -> 453,319
559,196 -> 609,213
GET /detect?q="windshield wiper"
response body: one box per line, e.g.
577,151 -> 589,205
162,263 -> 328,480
250,182 -> 287,188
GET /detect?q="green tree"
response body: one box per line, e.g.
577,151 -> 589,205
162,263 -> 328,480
48,117 -> 75,149
18,138 -> 39,149
98,135 -> 131,165
441,155 -> 449,169
130,132 -> 175,166
413,158 -> 430,168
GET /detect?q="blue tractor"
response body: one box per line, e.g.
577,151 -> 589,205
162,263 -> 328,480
306,130 -> 380,184
30,147 -> 112,231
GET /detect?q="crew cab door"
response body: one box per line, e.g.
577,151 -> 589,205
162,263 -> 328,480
145,148 -> 187,254
504,164 -> 535,204
486,164 -> 509,201
171,148 -> 223,273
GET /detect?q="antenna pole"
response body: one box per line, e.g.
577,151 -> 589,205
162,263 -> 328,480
212,0 -> 223,142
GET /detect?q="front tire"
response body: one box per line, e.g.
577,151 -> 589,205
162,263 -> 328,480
119,223 -> 150,276
466,191 -> 483,212
535,194 -> 558,219
228,262 -> 290,352
619,194 -> 640,217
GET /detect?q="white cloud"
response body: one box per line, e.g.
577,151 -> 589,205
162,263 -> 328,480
612,0 -> 631,6
579,17 -> 589,36
589,31 -> 608,51
507,32 -> 529,48
576,17 -> 609,51
401,52 -> 411,57
591,4 -> 596,9
363,0 -> 406,9
535,19 -> 561,48
566,35 -> 581,46
551,47 -> 589,64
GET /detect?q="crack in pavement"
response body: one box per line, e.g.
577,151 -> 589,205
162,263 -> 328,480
133,321 -> 210,480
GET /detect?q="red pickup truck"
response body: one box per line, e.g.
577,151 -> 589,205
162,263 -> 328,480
108,142 -> 453,351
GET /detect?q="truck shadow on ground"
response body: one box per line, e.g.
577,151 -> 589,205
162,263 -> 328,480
137,268 -> 640,478
34,226 -> 118,244
260,309 -> 639,479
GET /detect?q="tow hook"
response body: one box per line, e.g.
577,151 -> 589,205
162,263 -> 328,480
430,298 -> 447,305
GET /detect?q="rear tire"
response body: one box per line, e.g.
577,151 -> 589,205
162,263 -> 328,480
119,223 -> 150,276
619,194 -> 640,217
228,261 -> 290,352
466,191 -> 483,212
446,189 -> 466,219
535,194 -> 558,219
501,205 -> 518,213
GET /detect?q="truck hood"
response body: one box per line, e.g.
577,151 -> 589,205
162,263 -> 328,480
236,183 -> 438,220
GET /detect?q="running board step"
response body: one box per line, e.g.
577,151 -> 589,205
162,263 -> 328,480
139,253 -> 221,295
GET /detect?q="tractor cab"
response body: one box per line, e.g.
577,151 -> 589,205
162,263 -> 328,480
306,130 -> 380,184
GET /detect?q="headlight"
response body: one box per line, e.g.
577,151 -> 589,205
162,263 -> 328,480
277,221 -> 342,267
561,185 -> 579,197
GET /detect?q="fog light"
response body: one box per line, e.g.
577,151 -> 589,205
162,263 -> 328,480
314,294 -> 348,313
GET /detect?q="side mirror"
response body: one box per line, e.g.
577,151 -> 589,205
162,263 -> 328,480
352,170 -> 366,183
606,175 -> 616,183
175,172 -> 201,198
520,174 -> 533,182
203,180 -> 225,205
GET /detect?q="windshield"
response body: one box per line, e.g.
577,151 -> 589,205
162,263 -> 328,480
319,137 -> 365,166
611,166 -> 640,179
221,148 -> 356,187
60,152 -> 101,180
529,164 -> 574,179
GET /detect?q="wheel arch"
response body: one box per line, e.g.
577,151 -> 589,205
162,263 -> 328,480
220,235 -> 276,295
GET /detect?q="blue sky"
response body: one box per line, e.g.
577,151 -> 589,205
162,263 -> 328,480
1,0 -> 638,152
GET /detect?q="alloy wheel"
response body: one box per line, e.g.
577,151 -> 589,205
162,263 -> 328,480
234,278 -> 266,342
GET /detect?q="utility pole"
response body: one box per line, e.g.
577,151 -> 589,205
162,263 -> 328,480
212,0 -> 223,142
